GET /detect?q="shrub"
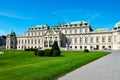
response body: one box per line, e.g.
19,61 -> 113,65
51,41 -> 61,56
25,48 -> 38,51
44,49 -> 52,56
30,48 -> 38,51
25,49 -> 29,51
52,50 -> 61,56
84,49 -> 89,53
38,50 -> 44,56
34,50 -> 44,56
34,51 -> 38,56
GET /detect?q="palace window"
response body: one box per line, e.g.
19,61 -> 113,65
80,24 -> 82,26
80,46 -> 82,49
84,46 -> 87,49
44,40 -> 48,47
114,35 -> 116,42
35,39 -> 37,44
35,32 -> 36,36
65,30 -> 67,34
102,36 -> 105,43
80,29 -> 82,33
70,30 -> 72,34
22,40 -> 23,44
85,28 -> 88,33
25,40 -> 26,44
31,39 -> 33,44
84,23 -> 88,25
70,25 -> 72,27
96,36 -> 100,43
90,37 -> 93,43
49,40 -> 53,47
31,33 -> 33,36
102,46 -> 105,49
75,37 -> 77,43
74,24 -> 77,27
90,46 -> 93,50
28,40 -> 30,44
75,46 -> 77,49
38,39 -> 40,44
65,25 -> 68,27
11,41 -> 13,44
85,37 -> 88,43
70,46 -> 72,48
108,36 -> 112,42
68,37 -> 72,43
80,37 -> 82,43
38,32 -> 40,35
75,30 -> 77,33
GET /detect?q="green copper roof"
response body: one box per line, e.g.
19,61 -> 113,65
8,31 -> 16,36
66,21 -> 89,25
94,28 -> 110,32
114,22 -> 120,28
34,24 -> 48,28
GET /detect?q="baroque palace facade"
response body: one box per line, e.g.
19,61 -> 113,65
6,21 -> 120,50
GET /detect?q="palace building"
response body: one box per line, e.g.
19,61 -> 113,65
6,21 -> 120,50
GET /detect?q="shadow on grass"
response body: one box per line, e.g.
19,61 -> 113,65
59,55 -> 65,57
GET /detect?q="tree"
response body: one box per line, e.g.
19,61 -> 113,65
51,41 -> 61,56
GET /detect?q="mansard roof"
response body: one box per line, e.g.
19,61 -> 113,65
65,21 -> 89,25
94,28 -> 110,32
33,24 -> 48,28
54,20 -> 90,28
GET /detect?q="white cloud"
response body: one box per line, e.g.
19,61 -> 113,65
0,11 -> 33,20
0,30 -> 6,36
88,13 -> 100,21
51,10 -> 81,15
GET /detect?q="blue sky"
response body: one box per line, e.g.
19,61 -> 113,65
0,0 -> 120,35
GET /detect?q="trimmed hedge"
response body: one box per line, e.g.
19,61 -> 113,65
84,49 -> 89,53
52,50 -> 61,56
25,48 -> 38,51
34,41 -> 61,57
44,49 -> 52,56
34,50 -> 44,56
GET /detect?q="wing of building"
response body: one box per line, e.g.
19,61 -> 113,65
6,21 -> 120,50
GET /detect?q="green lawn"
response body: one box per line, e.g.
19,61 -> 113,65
0,50 -> 110,80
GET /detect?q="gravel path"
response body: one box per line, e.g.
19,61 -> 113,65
58,50 -> 120,80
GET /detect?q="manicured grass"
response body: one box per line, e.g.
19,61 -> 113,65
0,50 -> 110,80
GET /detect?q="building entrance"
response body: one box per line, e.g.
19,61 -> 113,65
96,45 -> 99,50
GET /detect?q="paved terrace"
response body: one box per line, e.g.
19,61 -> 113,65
58,50 -> 120,80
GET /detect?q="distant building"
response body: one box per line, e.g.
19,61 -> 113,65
0,35 -> 6,49
6,21 -> 120,50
